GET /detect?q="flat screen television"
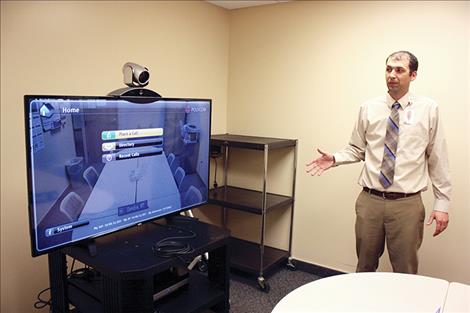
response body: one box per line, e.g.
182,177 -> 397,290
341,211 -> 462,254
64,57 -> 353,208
24,95 -> 211,256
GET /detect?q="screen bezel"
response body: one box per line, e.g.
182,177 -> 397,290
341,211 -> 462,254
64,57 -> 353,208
24,94 -> 212,257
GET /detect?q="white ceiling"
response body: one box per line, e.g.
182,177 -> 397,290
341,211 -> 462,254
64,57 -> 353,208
206,0 -> 290,10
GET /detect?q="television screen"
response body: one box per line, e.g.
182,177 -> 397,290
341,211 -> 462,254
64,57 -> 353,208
24,95 -> 211,256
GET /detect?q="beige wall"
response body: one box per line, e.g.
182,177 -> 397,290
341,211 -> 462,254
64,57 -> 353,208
226,0 -> 470,283
1,1 -> 469,312
0,1 -> 228,312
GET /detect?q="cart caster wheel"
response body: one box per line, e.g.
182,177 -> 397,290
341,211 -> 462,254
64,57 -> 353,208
258,281 -> 270,293
287,260 -> 297,271
197,259 -> 208,272
257,277 -> 270,293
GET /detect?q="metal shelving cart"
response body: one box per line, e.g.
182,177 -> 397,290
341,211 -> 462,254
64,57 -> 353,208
208,134 -> 298,292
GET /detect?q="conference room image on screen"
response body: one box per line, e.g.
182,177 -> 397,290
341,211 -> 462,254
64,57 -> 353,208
28,97 -> 210,254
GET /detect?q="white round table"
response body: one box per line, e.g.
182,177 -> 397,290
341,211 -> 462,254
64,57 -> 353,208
272,272 -> 449,312
443,282 -> 470,313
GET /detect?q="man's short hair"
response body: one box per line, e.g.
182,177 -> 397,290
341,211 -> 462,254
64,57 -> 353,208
386,51 -> 419,74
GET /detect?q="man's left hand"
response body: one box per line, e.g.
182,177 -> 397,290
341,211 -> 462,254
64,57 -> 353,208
426,211 -> 449,237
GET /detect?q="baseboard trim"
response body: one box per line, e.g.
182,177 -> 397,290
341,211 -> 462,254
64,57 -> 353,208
292,259 -> 346,278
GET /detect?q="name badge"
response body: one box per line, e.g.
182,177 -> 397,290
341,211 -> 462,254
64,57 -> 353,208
403,107 -> 414,125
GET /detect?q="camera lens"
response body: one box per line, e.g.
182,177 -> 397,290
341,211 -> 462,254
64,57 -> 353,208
138,71 -> 149,84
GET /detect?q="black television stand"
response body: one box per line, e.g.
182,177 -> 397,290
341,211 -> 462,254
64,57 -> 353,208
48,220 -> 230,313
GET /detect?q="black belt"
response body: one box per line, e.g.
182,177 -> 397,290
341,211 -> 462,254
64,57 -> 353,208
363,187 -> 420,200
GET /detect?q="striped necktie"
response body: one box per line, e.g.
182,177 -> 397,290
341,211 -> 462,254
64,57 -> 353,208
379,101 -> 401,189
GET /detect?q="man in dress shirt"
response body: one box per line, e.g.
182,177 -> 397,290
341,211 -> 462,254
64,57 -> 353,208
306,51 -> 451,274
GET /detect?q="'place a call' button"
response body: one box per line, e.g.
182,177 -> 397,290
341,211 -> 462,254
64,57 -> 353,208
101,128 -> 163,141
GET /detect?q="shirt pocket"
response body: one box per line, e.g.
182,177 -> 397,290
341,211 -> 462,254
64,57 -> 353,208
398,123 -> 429,155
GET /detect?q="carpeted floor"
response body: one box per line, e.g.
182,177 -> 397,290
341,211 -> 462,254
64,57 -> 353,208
228,269 -> 321,313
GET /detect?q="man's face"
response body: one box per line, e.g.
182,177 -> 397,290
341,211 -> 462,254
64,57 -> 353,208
385,54 -> 417,97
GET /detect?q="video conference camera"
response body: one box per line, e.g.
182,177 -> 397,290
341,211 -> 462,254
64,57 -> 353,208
108,62 -> 161,98
123,62 -> 150,87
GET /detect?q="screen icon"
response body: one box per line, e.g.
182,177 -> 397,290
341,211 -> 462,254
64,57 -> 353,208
101,131 -> 116,140
102,153 -> 115,163
39,103 -> 54,117
102,142 -> 116,152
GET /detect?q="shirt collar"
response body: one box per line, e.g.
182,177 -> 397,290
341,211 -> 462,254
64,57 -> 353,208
386,92 -> 412,109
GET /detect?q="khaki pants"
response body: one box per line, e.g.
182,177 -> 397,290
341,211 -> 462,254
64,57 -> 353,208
355,190 -> 425,274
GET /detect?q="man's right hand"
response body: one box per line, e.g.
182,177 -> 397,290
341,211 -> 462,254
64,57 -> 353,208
306,149 -> 335,176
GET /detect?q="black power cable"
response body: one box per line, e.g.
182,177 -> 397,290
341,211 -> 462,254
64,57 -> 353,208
34,287 -> 51,309
212,156 -> 218,188
210,145 -> 221,189
34,258 -> 98,310
152,223 -> 196,258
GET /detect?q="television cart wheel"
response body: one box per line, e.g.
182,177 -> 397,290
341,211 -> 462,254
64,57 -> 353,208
287,258 -> 297,271
257,276 -> 270,293
197,257 -> 208,272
